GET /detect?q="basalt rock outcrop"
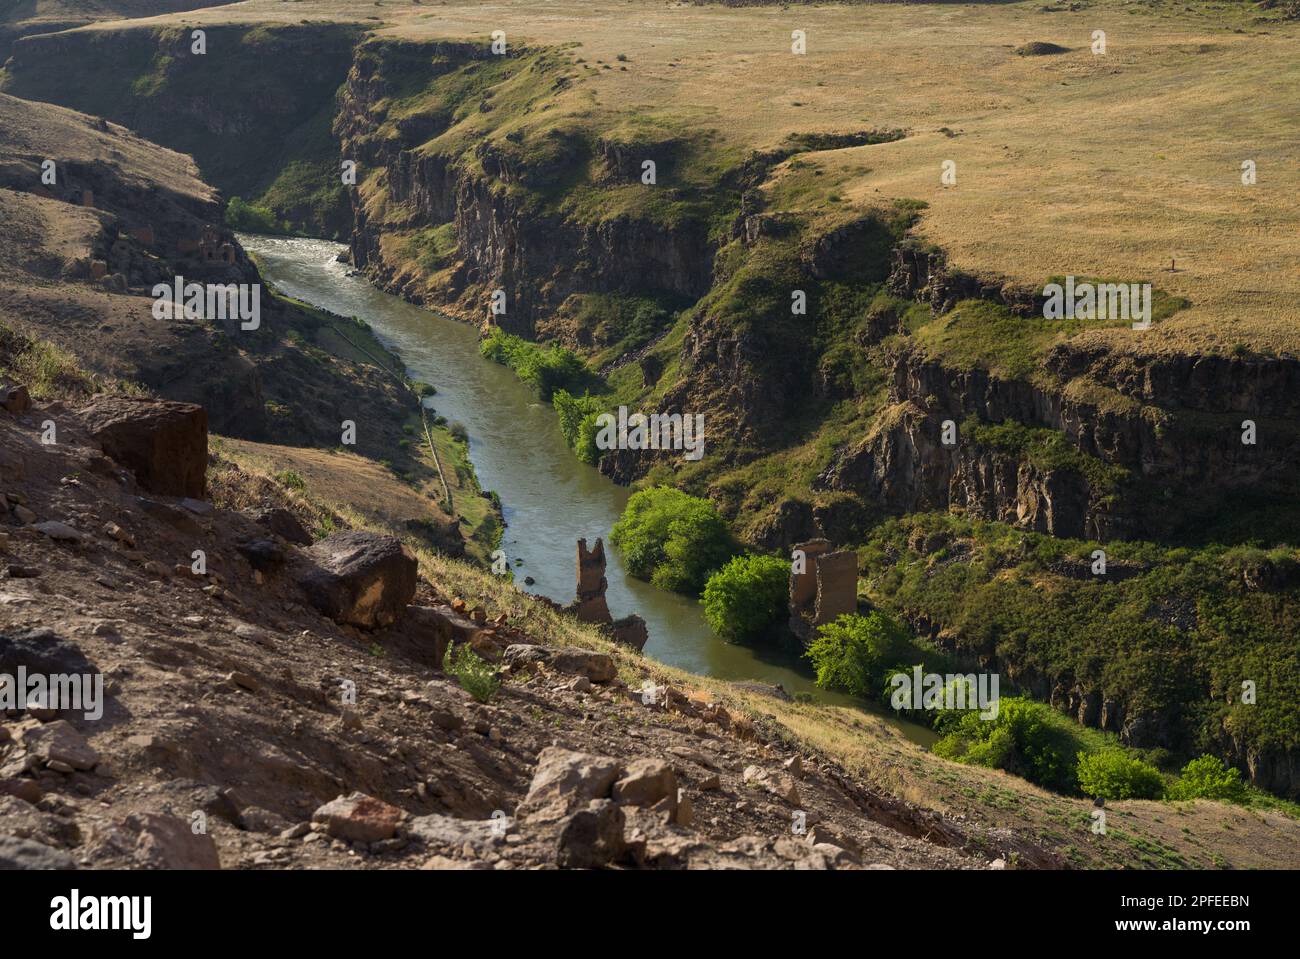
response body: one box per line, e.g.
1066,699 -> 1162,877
77,395 -> 209,499
815,345 -> 1300,542
295,531 -> 419,629
332,39 -> 714,337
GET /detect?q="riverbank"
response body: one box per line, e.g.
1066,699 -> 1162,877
240,233 -> 940,745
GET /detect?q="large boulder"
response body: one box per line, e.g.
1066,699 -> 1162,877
296,531 -> 418,629
77,395 -> 207,498
503,645 -> 616,683
519,747 -> 624,821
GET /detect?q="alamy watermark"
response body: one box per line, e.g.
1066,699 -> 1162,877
152,276 -> 261,330
0,667 -> 103,721
594,406 -> 705,461
1043,276 -> 1151,330
889,667 -> 1000,720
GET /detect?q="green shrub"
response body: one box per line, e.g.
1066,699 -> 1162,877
934,697 -> 1085,794
702,554 -> 790,643
806,612 -> 906,699
1077,749 -> 1166,800
552,389 -> 606,464
448,421 -> 469,443
225,196 -> 285,234
611,487 -> 733,594
442,642 -> 500,704
274,469 -> 306,491
1168,755 -> 1248,803
479,328 -> 592,400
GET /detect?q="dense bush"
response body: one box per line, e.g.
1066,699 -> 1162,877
1168,755 -> 1248,803
933,697 -> 1085,794
805,612 -> 908,699
610,487 -> 733,594
552,389 -> 606,464
702,554 -> 790,643
860,512 -> 1300,799
479,328 -> 591,400
1076,749 -> 1166,800
225,196 -> 286,234
443,642 -> 499,703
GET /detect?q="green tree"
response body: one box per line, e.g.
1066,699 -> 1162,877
1168,755 -> 1248,803
934,698 -> 1086,794
702,554 -> 790,643
806,612 -> 905,698
610,487 -> 733,594
1076,748 -> 1166,800
552,389 -> 605,463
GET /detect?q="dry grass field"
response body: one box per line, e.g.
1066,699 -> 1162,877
64,0 -> 1300,355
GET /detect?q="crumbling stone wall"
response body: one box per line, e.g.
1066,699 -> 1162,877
573,537 -> 612,625
789,539 -> 859,644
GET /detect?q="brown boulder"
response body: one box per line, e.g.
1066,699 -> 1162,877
297,531 -> 418,629
77,395 -> 207,497
312,792 -> 404,843
612,758 -> 678,812
0,384 -> 31,415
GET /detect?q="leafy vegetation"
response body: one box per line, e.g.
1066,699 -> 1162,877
1168,755 -> 1249,803
442,641 -> 500,703
610,486 -> 734,594
479,328 -> 596,401
1076,749 -> 1166,800
701,554 -> 790,643
861,513 -> 1300,795
225,196 -> 287,235
806,611 -> 912,699
552,389 -> 606,464
933,697 -> 1092,794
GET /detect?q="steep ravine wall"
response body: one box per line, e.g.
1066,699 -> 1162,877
6,22 -> 1298,797
333,39 -> 715,336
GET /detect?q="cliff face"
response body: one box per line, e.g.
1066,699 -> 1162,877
813,341 -> 1300,543
334,40 -> 715,336
2,22 -> 360,234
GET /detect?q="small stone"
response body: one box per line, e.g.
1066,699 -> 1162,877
31,519 -> 82,540
312,792 -> 403,843
742,765 -> 801,806
20,720 -> 99,770
673,791 -> 694,827
13,505 -> 36,524
102,522 -> 135,547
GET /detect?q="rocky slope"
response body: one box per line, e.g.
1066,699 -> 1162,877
0,387 -> 997,870
2,10 -> 1297,811
0,91 -> 472,556
5,385 -> 1298,869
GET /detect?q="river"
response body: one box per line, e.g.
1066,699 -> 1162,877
239,235 -> 935,746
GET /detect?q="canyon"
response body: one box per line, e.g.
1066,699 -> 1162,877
1,0 -> 1298,869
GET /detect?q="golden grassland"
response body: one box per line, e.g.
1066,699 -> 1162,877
77,0 -> 1300,354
